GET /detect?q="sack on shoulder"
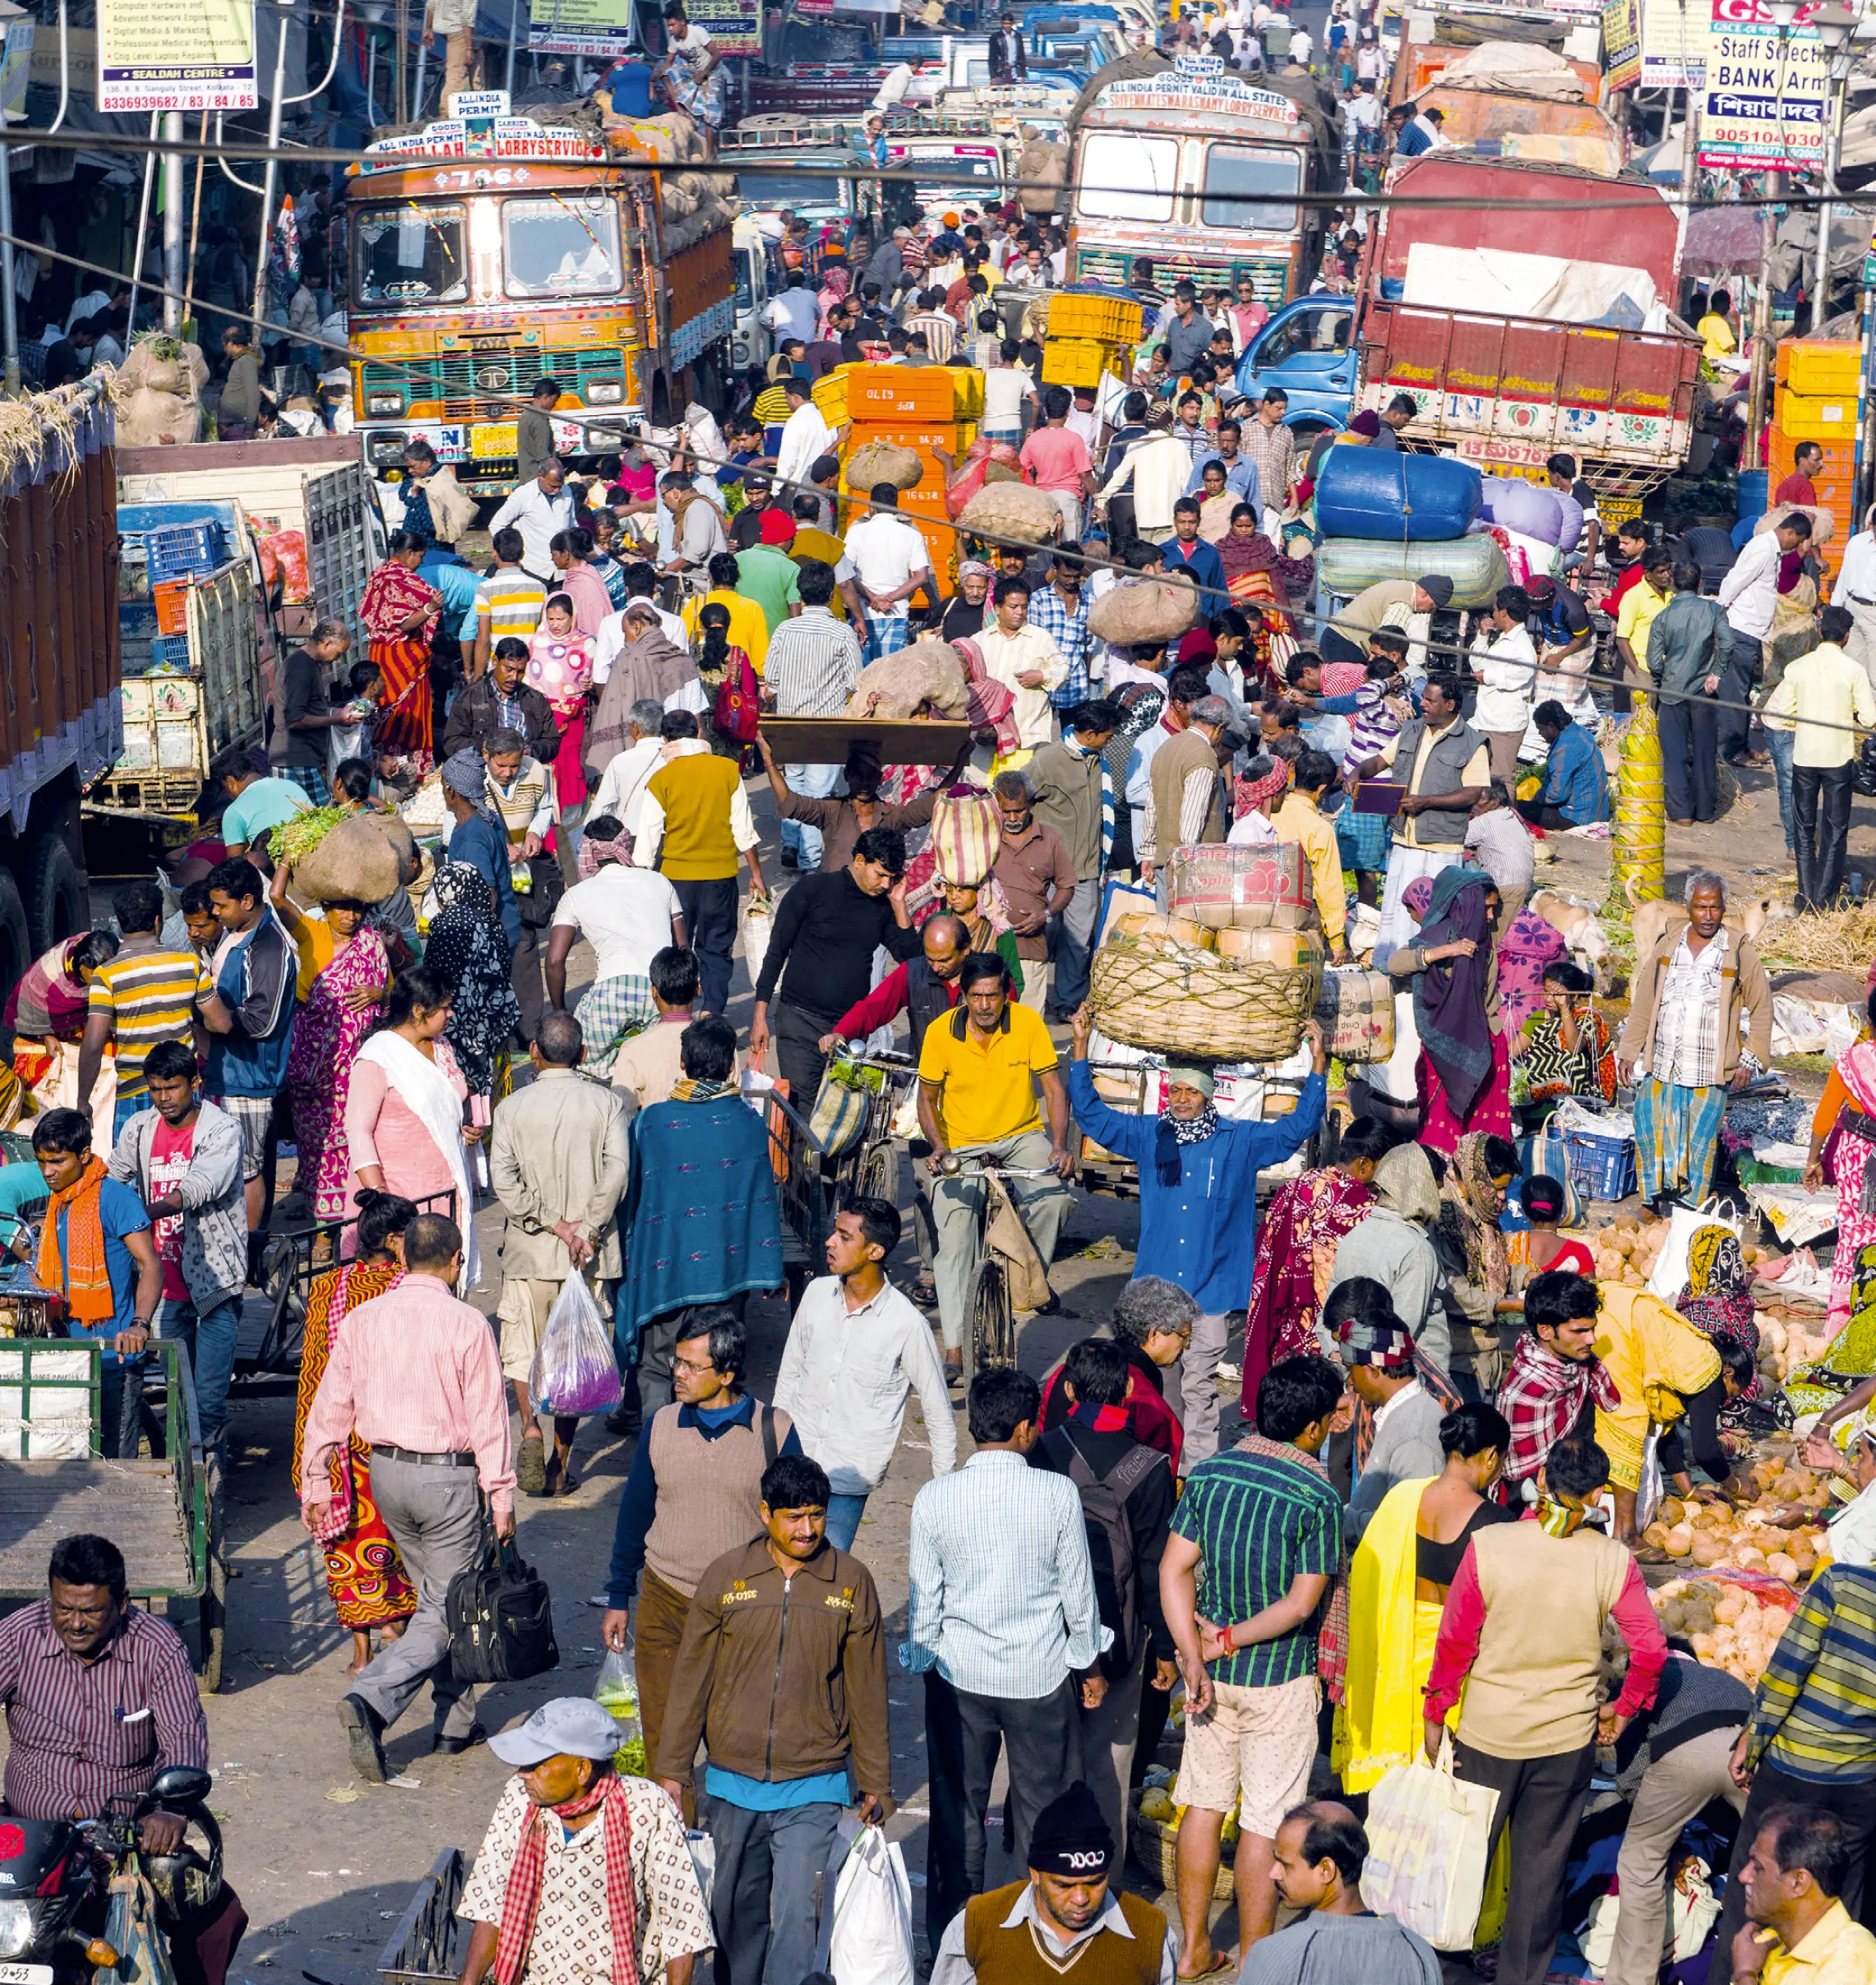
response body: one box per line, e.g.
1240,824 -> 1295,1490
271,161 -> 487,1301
446,1526 -> 561,1684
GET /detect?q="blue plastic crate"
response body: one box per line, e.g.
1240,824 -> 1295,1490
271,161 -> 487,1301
119,599 -> 157,639
1562,1124 -> 1638,1203
141,521 -> 227,580
149,634 -> 192,671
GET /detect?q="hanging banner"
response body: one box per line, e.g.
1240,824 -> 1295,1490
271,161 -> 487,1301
1640,0 -> 1707,86
1698,0 -> 1826,173
527,0 -> 635,58
1604,0 -> 1643,90
682,0 -> 761,57
97,0 -> 256,110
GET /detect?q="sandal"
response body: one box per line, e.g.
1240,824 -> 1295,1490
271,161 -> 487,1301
517,1432 -> 548,1497
553,1459 -> 580,1498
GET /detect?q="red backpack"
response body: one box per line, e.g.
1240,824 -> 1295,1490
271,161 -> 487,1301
713,646 -> 762,746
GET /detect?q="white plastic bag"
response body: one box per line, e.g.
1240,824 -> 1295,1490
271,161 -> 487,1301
825,1824 -> 914,1985
742,893 -> 775,997
1637,1433 -> 1665,1533
528,1272 -> 623,1417
1361,1738 -> 1500,1949
685,1828 -> 715,1910
1644,1195 -> 1745,1302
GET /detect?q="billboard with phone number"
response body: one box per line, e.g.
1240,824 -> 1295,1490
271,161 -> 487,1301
1698,0 -> 1827,172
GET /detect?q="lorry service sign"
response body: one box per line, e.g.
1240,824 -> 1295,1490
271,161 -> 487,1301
1639,0 -> 1707,87
98,0 -> 256,111
1099,51 -> 1301,119
1698,0 -> 1827,172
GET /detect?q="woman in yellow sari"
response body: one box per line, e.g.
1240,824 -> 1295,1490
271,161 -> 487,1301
1592,1280 -> 1723,1545
1335,1401 -> 1514,1794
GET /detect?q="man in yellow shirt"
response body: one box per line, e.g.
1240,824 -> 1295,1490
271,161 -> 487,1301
1615,548 -> 1672,689
1272,749 -> 1350,962
916,952 -> 1074,1381
1763,602 -> 1876,914
1730,1807 -> 1876,1985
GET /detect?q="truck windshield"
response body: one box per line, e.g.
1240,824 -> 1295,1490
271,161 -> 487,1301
503,196 -> 623,298
1200,145 -> 1302,230
354,202 -> 468,306
737,169 -> 843,212
1079,132 -> 1176,222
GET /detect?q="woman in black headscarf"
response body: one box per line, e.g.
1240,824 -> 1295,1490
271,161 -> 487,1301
1387,864 -> 1512,1154
423,861 -> 523,1099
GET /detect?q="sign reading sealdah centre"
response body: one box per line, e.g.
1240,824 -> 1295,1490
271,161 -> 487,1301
98,0 -> 256,110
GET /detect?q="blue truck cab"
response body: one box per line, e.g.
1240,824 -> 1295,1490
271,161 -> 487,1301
1231,293 -> 1357,436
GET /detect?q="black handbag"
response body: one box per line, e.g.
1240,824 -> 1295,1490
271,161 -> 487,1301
1854,735 -> 1876,798
446,1524 -> 561,1684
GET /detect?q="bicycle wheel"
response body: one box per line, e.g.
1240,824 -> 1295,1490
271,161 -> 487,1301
967,1257 -> 1015,1373
847,1138 -> 895,1209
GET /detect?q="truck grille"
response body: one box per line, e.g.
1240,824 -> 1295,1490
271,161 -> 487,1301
363,346 -> 628,418
1074,247 -> 1291,303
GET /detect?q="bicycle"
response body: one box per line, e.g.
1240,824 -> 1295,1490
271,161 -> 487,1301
931,1152 -> 1059,1375
817,1046 -> 920,1212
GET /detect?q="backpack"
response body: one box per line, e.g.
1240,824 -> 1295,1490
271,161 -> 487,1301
1064,1433 -> 1167,1676
714,648 -> 763,745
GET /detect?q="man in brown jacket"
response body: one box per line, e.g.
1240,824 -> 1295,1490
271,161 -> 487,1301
1144,694 -> 1235,903
655,1453 -> 890,1985
1618,872 -> 1772,1212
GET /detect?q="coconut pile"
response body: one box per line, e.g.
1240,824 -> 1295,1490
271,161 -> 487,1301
1650,1578 -> 1799,1686
1586,1216 -> 1774,1288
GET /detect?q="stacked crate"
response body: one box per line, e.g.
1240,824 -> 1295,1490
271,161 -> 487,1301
1769,339 -> 1857,589
825,364 -> 985,594
117,519 -> 231,678
1039,290 -> 1149,392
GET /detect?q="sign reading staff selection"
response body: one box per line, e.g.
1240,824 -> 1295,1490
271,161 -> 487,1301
98,0 -> 256,109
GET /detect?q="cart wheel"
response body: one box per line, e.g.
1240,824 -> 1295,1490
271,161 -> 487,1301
968,1257 -> 1014,1373
849,1139 -> 895,1208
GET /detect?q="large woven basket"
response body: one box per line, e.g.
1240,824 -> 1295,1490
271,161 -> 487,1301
1132,1811 -> 1234,1902
1089,943 -> 1319,1063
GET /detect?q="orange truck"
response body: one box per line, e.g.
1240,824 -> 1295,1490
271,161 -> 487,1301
342,91 -> 735,496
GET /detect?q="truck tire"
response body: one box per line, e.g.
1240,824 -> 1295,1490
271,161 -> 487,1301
0,868 -> 29,1026
25,833 -> 83,955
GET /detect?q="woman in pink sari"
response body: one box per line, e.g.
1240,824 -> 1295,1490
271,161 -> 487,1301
816,261 -> 853,339
1241,1116 -> 1393,1406
527,591 -> 597,823
359,533 -> 442,773
284,890 -> 390,1224
1805,990 -> 1876,1331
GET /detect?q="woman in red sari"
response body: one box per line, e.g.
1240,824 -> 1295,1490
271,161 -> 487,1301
291,1189 -> 418,1673
359,533 -> 442,773
1241,1115 -> 1393,1406
1216,505 -> 1315,699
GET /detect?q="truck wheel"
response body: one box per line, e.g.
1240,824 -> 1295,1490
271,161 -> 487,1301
651,372 -> 673,426
25,833 -> 82,954
0,869 -> 29,1023
695,353 -> 723,414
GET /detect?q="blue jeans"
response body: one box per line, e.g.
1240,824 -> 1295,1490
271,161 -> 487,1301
156,1292 -> 242,1443
781,759 -> 839,868
824,1493 -> 867,1551
1719,626 -> 1762,762
1765,726 -> 1795,851
707,1797 -> 843,1985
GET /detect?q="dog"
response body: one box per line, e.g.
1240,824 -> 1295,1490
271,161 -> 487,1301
1530,889 -> 1611,972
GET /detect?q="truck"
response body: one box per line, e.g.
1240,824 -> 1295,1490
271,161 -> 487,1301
341,92 -> 735,493
721,122 -> 880,244
746,27 -> 1115,115
1232,154 -> 1703,497
1065,52 -> 1334,305
0,376 -> 121,995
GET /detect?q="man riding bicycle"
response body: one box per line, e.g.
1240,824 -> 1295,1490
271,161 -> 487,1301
916,951 -> 1074,1385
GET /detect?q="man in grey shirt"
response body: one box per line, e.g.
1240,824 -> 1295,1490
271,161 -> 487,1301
1333,1303 -> 1445,1542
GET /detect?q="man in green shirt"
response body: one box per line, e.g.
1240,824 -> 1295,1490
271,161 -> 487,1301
732,510 -> 805,635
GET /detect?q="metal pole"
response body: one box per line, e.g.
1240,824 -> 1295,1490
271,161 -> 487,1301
1746,170 -> 1777,473
124,111 -> 159,345
1678,84 -> 1698,218
0,148 -> 17,398
414,18 -> 429,118
395,0 -> 408,122
1813,53 -> 1848,329
161,110 -> 184,333
506,0 -> 521,93
1856,253 -> 1875,519
252,0 -> 293,337
183,115 -> 206,333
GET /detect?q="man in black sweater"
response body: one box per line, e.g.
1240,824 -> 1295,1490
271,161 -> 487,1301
1030,1336 -> 1176,1852
749,827 -> 922,1122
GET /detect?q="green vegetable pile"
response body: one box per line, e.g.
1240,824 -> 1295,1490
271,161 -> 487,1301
269,805 -> 346,865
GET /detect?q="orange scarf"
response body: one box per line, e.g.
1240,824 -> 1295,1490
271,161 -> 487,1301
37,1153 -> 113,1323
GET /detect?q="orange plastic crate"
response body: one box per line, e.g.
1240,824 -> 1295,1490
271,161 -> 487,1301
841,365 -> 960,422
153,579 -> 191,635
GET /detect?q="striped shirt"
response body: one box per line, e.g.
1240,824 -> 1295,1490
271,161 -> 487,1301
0,1601 -> 208,1821
86,944 -> 210,1102
907,1448 -> 1111,1699
474,565 -> 547,644
754,383 -> 792,426
1747,1563 -> 1876,1781
1028,584 -> 1093,709
906,309 -> 958,362
1171,1439 -> 1340,1688
765,606 -> 864,717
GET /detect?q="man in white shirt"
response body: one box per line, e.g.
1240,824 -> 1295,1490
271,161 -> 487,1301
1097,405 -> 1198,543
774,1199 -> 956,1550
1470,582 -> 1540,785
1719,512 -> 1808,768
589,699 -> 669,838
1763,602 -> 1876,912
1291,23 -> 1313,65
487,459 -> 576,580
544,822 -> 686,1074
843,483 -> 934,661
1345,81 -> 1382,156
977,575 -> 1070,749
774,377 -> 835,494
871,58 -> 917,111
982,340 -> 1038,442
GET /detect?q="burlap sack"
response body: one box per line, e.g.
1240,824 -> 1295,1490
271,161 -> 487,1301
118,385 -> 201,448
1015,138 -> 1068,216
848,442 -> 924,492
1754,503 -> 1835,548
848,638 -> 971,719
1087,574 -> 1200,644
296,814 -> 408,905
959,482 -> 1063,544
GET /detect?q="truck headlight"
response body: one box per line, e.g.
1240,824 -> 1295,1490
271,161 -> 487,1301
0,1900 -> 35,1956
585,424 -> 626,448
366,391 -> 403,414
586,380 -> 625,404
367,432 -> 408,466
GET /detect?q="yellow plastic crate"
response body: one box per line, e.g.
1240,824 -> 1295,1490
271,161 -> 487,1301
1779,389 -> 1858,441
1786,344 -> 1861,397
1047,292 -> 1147,344
814,362 -> 981,427
1040,338 -> 1127,390
811,364 -> 855,427
950,367 -> 986,420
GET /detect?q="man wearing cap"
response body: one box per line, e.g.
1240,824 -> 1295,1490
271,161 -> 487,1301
1320,571 -> 1448,672
656,1453 -> 891,1985
455,1697 -> 714,1985
929,1780 -> 1175,1985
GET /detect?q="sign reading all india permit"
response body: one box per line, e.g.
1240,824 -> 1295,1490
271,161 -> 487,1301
1102,50 -> 1301,119
98,0 -> 256,110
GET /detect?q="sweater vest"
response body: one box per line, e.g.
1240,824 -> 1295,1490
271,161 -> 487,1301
643,1400 -> 792,1597
963,1884 -> 1165,1985
647,756 -> 742,879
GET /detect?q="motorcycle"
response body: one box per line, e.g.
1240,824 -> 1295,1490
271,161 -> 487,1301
0,1766 -> 221,1985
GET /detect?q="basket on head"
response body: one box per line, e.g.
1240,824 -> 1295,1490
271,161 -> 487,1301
1089,944 -> 1319,1063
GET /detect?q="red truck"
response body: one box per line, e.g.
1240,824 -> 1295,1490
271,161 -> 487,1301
1235,155 -> 1703,497
0,377 -> 121,994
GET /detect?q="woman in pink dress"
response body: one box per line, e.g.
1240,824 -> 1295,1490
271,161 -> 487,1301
527,592 -> 597,825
